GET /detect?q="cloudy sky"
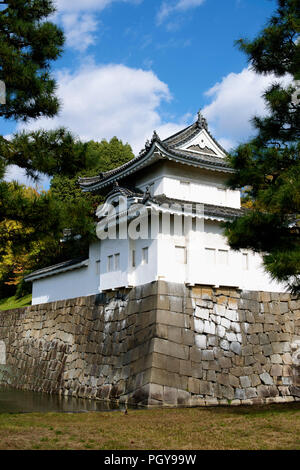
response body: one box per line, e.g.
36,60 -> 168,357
3,0 -> 290,186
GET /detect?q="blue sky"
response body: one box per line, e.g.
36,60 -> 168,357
3,0 -> 291,185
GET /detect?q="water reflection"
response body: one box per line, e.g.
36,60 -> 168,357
0,385 -> 123,413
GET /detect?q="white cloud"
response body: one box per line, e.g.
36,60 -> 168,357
4,165 -> 50,190
61,13 -> 98,52
55,0 -> 142,12
53,0 -> 143,52
157,0 -> 205,24
19,63 -> 187,154
202,66 -> 292,150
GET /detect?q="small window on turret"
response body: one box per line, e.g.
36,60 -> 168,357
142,247 -> 148,265
107,255 -> 114,272
218,249 -> 228,265
114,253 -> 120,270
131,250 -> 136,268
96,260 -> 100,274
205,248 -> 216,265
242,253 -> 249,270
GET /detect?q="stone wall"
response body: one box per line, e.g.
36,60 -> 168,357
0,281 -> 299,406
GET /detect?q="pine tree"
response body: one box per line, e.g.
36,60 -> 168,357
225,0 -> 300,294
0,0 -> 64,121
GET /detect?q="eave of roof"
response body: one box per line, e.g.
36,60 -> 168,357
24,257 -> 89,282
79,138 -> 233,193
96,185 -> 244,222
149,194 -> 244,220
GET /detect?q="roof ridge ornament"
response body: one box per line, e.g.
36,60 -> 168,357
197,109 -> 208,130
152,130 -> 161,142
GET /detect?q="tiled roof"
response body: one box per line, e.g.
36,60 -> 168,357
24,257 -> 89,282
79,117 -> 233,193
150,194 -> 244,219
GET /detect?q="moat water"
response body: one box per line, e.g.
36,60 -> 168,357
0,385 -> 124,413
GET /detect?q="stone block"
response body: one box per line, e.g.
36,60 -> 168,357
190,346 -> 202,363
230,342 -> 242,355
222,385 -> 235,400
220,339 -> 230,351
188,377 -> 200,394
217,373 -> 230,386
240,376 -> 251,388
245,387 -> 257,399
221,318 -> 231,329
217,295 -> 228,305
167,326 -> 182,344
270,364 -> 283,377
208,336 -> 218,347
202,350 -> 214,361
245,355 -> 256,366
250,374 -> 261,387
282,353 -> 293,365
199,380 -> 213,395
142,282 -> 158,298
241,322 -> 250,333
156,310 -> 185,328
229,374 -> 239,388
204,321 -> 216,335
195,307 -> 209,320
219,357 -> 232,369
195,334 -> 207,350
231,322 -> 241,333
261,292 -> 271,302
179,359 -> 192,376
151,368 -> 175,388
169,296 -> 183,313
225,332 -> 236,342
248,334 -> 259,345
230,367 -> 244,377
216,325 -> 226,338
182,328 -> 194,346
194,318 -> 204,334
225,309 -> 238,322
191,362 -> 203,379
260,372 -> 274,385
156,324 -> 168,339
262,344 -> 273,356
214,304 -> 226,316
151,338 -> 189,360
156,295 -> 170,311
228,298 -> 238,310
282,365 -> 292,377
163,386 -> 178,405
235,388 -> 246,400
177,389 -> 191,405
270,354 -> 282,364
242,345 -> 253,356
282,377 -> 293,385
207,370 -> 217,382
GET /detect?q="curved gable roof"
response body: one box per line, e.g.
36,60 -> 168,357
79,115 -> 233,193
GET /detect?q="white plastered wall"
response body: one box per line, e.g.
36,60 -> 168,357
31,241 -> 101,305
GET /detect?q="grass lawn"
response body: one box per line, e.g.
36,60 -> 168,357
0,403 -> 299,450
0,294 -> 32,311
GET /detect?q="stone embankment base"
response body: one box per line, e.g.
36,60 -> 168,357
0,281 -> 299,407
